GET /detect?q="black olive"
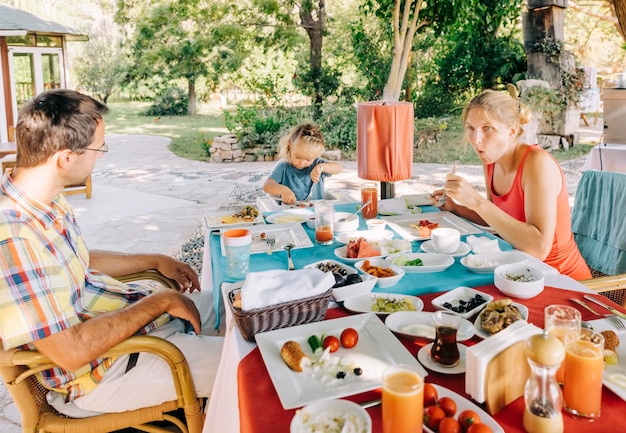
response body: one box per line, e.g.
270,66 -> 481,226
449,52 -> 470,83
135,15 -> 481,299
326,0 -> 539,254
332,273 -> 347,288
353,367 -> 363,376
345,274 -> 363,285
336,371 -> 346,379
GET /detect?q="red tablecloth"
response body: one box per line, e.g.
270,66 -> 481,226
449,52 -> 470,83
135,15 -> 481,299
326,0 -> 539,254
237,285 -> 626,432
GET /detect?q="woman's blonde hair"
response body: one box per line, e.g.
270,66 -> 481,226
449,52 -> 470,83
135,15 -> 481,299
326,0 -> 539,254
277,123 -> 325,161
462,89 -> 532,140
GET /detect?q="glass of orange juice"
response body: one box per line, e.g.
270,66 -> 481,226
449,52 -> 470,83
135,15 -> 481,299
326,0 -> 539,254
314,201 -> 334,245
382,364 -> 424,433
544,304 -> 581,385
563,328 -> 604,418
361,182 -> 378,219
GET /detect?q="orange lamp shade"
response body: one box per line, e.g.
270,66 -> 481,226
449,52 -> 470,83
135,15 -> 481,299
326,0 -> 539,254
357,101 -> 414,182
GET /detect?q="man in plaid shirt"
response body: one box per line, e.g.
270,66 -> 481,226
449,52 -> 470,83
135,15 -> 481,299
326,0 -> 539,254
0,89 -> 222,416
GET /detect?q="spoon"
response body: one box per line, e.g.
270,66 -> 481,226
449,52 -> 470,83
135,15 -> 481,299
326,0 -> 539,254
284,243 -> 296,271
339,200 -> 371,222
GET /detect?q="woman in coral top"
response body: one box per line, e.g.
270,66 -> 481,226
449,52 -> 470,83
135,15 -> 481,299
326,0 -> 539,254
433,89 -> 591,280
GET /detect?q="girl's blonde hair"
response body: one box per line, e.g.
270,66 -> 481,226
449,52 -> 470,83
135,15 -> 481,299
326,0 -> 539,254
277,123 -> 325,160
462,89 -> 532,140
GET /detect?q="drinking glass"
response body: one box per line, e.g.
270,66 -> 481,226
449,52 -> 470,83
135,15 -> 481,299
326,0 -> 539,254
563,327 -> 604,418
544,304 -> 581,385
431,310 -> 462,367
361,182 -> 378,219
314,202 -> 334,245
382,364 -> 424,433
222,229 -> 252,279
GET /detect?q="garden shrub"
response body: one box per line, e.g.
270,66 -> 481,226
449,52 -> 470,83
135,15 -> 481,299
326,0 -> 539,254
144,87 -> 189,116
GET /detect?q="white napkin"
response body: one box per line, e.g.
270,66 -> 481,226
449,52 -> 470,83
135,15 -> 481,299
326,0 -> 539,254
466,321 -> 542,403
466,235 -> 501,253
240,269 -> 335,311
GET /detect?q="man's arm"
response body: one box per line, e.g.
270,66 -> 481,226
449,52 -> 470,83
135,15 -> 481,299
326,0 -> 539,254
89,251 -> 200,292
32,289 -> 200,371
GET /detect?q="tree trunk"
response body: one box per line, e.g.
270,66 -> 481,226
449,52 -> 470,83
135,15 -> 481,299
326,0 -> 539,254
615,0 -> 626,39
381,0 -> 427,101
188,79 -> 197,116
299,0 -> 325,120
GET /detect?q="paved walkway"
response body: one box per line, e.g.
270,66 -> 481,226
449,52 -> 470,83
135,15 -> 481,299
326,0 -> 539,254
0,120 -> 602,431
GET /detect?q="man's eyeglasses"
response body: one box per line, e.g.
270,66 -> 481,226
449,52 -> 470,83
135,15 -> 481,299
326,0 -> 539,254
82,142 -> 108,153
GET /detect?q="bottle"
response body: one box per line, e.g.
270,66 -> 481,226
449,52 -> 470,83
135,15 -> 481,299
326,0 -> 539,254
522,331 -> 565,433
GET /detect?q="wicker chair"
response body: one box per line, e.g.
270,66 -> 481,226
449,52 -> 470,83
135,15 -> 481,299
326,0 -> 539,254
580,273 -> 626,307
0,271 -> 204,433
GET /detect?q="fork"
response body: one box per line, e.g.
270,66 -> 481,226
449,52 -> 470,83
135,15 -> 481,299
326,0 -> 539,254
266,233 -> 275,255
435,160 -> 460,207
571,298 -> 626,330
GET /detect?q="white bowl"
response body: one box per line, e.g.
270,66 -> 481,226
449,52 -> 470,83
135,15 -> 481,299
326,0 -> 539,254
494,263 -> 545,299
303,259 -> 376,302
353,258 -> 405,288
431,286 -> 495,319
366,219 -> 387,231
387,252 -> 455,273
459,251 -> 527,274
334,212 -> 360,233
305,214 -> 316,229
290,399 -> 372,433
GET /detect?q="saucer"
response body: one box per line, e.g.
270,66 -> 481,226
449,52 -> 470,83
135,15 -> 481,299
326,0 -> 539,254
417,342 -> 467,374
421,240 -> 471,257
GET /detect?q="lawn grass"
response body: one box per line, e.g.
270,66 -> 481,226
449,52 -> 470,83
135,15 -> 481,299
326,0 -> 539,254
103,101 -> 594,164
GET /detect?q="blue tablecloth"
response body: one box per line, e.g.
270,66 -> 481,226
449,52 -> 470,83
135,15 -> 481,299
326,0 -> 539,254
209,203 -> 512,329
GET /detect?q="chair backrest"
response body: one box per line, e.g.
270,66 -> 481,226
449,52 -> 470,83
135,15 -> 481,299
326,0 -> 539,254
571,170 -> 626,275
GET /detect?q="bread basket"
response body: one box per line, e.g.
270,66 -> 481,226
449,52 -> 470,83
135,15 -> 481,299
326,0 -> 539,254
228,288 -> 333,341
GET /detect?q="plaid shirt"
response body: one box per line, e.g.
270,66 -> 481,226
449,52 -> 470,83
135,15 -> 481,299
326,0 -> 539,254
0,174 -> 171,401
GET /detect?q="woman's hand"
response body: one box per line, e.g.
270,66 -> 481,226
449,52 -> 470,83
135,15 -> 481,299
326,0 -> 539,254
443,174 -> 484,211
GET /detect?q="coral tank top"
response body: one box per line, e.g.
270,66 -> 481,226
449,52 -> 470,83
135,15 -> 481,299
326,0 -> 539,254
487,145 -> 591,280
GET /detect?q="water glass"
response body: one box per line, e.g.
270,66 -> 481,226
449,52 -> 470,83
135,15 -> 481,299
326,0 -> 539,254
222,229 -> 252,279
361,182 -> 378,219
382,364 -> 424,433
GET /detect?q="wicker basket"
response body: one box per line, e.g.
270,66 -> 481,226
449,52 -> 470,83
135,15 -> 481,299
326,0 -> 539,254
228,288 -> 333,341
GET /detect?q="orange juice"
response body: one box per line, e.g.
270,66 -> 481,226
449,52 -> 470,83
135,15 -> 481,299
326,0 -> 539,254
382,366 -> 424,433
563,338 -> 603,418
361,184 -> 378,219
315,225 -> 333,243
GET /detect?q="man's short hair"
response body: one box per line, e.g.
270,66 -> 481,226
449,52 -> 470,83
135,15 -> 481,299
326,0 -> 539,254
15,89 -> 109,167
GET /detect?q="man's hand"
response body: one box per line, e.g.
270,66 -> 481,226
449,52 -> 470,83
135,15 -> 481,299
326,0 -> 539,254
155,256 -> 201,292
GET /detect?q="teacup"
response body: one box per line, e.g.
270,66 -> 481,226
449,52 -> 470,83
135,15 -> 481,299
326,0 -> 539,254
430,228 -> 460,254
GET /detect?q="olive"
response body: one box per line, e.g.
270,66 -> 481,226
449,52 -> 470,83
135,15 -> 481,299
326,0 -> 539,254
332,273 -> 347,288
345,274 -> 363,285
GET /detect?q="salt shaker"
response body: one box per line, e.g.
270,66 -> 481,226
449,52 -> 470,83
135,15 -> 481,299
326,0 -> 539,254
522,331 -> 565,433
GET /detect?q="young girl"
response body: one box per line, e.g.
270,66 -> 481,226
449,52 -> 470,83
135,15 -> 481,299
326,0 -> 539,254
432,90 -> 591,280
263,123 -> 342,204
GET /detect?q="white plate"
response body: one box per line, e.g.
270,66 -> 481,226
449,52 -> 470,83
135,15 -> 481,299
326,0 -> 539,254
417,343 -> 467,374
290,399 -> 372,433
424,385 -> 504,433
473,302 -> 529,339
378,194 -> 432,215
384,211 -> 483,241
431,287 -> 495,319
343,293 -> 424,316
385,311 -> 474,342
460,251 -> 527,274
265,209 -> 313,224
386,252 -> 455,273
588,318 -> 626,402
219,222 -> 313,255
421,240 -> 471,257
204,208 -> 265,229
333,239 -> 412,264
335,230 -> 394,245
255,313 -> 427,409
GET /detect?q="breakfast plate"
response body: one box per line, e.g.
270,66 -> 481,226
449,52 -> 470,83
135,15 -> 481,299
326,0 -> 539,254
383,211 -> 482,241
333,239 -> 412,264
417,343 -> 467,374
460,251 -> 527,274
424,385 -> 504,433
378,194 -> 432,215
343,293 -> 424,316
335,230 -> 394,245
473,302 -> 529,339
588,318 -> 626,403
204,206 -> 265,230
385,311 -> 474,342
219,222 -> 313,255
255,313 -> 427,409
265,209 -> 313,224
386,252 -> 455,273
421,240 -> 471,257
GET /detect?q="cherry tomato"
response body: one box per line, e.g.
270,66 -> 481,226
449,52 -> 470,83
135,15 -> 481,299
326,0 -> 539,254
439,417 -> 462,433
423,382 -> 438,407
438,396 -> 457,417
322,335 -> 340,353
340,327 -> 359,348
466,423 -> 493,433
424,405 -> 446,431
458,409 -> 481,433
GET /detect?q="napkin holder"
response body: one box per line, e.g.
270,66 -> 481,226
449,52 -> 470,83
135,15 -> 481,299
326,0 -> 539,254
484,340 -> 530,415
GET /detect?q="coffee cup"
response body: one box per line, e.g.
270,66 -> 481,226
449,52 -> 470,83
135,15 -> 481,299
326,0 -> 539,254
222,229 -> 252,279
430,228 -> 460,254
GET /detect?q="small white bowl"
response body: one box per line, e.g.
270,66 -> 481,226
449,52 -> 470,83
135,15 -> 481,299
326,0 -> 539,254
334,212 -> 360,233
354,258 -> 405,288
366,219 -> 387,231
290,399 -> 372,433
305,214 -> 316,229
494,263 -> 545,299
303,259 -> 376,302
